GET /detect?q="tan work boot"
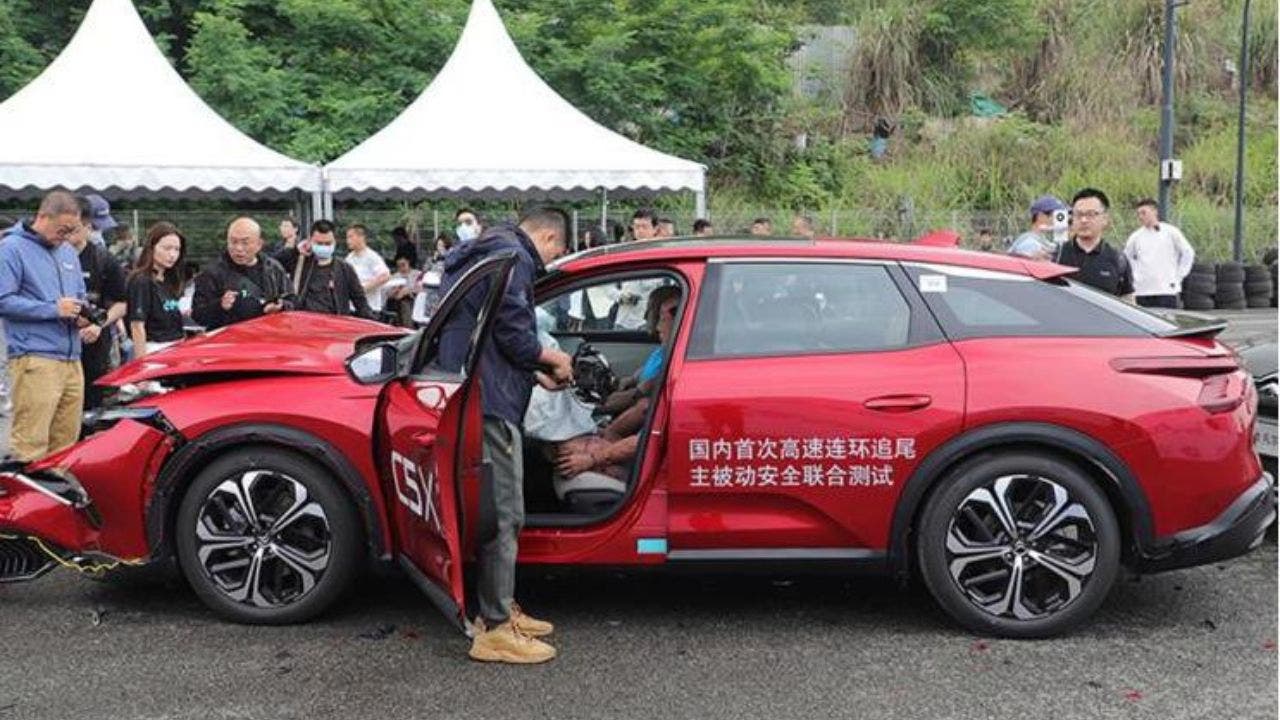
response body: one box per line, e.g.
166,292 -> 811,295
469,620 -> 557,664
510,602 -> 554,638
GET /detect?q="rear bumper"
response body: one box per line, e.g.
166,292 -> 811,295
1136,473 -> 1276,573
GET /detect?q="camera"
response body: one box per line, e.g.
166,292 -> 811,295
1051,208 -> 1071,244
78,301 -> 108,326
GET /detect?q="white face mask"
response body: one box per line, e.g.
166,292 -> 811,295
312,243 -> 336,261
456,223 -> 478,243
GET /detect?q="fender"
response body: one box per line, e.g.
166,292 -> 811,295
887,421 -> 1155,579
145,423 -> 388,560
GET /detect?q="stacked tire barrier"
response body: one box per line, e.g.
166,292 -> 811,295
1181,262 -> 1216,310
1245,264 -> 1273,308
1179,260 -> 1276,310
1215,262 -> 1248,310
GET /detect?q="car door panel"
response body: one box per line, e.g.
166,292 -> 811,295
375,252 -> 516,629
665,260 -> 965,553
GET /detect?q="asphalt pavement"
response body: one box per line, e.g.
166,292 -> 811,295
0,309 -> 1275,720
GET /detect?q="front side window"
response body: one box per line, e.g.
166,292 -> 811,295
688,262 -> 912,358
539,276 -> 679,335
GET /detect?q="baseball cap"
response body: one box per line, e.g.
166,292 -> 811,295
84,194 -> 118,232
1028,195 -> 1067,220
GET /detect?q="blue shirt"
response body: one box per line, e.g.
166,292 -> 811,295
0,222 -> 87,361
638,347 -> 665,384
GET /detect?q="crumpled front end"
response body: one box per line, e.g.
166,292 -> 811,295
0,410 -> 179,581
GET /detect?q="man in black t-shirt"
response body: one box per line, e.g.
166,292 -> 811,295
192,217 -> 295,330
277,220 -> 375,320
69,198 -> 126,409
1053,188 -> 1135,301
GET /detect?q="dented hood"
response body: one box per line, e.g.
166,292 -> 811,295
100,312 -> 407,386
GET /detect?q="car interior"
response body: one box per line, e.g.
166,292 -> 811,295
522,274 -> 682,522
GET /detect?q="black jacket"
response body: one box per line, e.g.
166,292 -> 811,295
276,247 -> 375,320
438,224 -> 545,425
191,251 -> 295,330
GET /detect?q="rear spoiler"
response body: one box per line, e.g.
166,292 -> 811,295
1155,312 -> 1228,339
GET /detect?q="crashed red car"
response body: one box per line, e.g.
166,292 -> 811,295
1,237 -> 1273,638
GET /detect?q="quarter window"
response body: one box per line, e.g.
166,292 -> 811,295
903,264 -> 1150,338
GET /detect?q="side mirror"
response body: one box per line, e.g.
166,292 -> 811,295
345,343 -> 398,385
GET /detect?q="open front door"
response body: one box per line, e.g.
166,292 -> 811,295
376,252 -> 518,630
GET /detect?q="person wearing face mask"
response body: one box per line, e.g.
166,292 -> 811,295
127,222 -> 188,358
454,207 -> 482,245
277,220 -> 375,319
83,194 -> 116,248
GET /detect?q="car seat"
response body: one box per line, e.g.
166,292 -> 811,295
552,471 -> 626,515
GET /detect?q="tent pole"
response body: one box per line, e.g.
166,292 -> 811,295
433,209 -> 439,240
571,209 -> 579,251
695,188 -> 707,221
600,188 -> 608,233
310,191 -> 323,225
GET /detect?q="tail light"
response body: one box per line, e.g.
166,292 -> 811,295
1111,355 -> 1247,414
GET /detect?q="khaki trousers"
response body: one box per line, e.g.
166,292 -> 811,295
9,356 -> 84,461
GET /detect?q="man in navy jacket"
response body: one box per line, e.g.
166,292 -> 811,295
438,208 -> 573,664
0,191 -> 89,461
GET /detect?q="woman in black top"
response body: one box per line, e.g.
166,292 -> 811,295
127,222 -> 187,357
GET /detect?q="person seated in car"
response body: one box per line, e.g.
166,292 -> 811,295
556,288 -> 680,478
598,285 -> 681,416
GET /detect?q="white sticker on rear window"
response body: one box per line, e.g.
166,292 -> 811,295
919,274 -> 947,293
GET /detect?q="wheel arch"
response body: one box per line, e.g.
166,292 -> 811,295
888,422 -> 1152,581
146,423 -> 388,562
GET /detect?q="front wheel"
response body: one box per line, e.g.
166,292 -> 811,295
175,447 -> 362,624
916,453 -> 1120,638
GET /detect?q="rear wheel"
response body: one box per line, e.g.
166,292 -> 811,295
175,447 -> 362,624
917,453 -> 1120,638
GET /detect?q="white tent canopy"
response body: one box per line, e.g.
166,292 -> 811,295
0,0 -> 320,200
324,0 -> 706,214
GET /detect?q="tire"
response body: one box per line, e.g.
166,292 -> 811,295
1181,296 -> 1215,311
1182,276 -> 1215,295
1244,281 -> 1272,296
1216,261 -> 1245,280
1245,264 -> 1271,282
1190,261 -> 1214,275
1215,284 -> 1245,302
174,446 -> 363,625
916,452 -> 1121,639
1215,297 -> 1248,310
1247,295 -> 1271,308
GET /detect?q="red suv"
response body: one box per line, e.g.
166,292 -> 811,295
0,238 -> 1272,638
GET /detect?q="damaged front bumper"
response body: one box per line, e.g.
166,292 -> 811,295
0,411 -> 180,581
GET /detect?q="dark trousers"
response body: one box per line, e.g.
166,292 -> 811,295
1136,295 -> 1180,309
81,338 -> 113,410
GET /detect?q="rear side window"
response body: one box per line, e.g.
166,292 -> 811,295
687,262 -> 913,358
903,264 -> 1152,338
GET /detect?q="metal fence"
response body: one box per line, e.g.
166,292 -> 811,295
102,203 -> 1278,267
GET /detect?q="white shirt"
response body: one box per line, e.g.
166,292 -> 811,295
345,249 -> 391,311
1124,223 -> 1195,297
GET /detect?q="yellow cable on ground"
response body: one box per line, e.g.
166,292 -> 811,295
2,533 -> 145,574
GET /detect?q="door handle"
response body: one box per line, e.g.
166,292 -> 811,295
864,394 -> 932,412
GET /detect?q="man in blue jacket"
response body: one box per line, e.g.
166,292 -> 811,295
437,208 -> 573,664
0,191 -> 89,461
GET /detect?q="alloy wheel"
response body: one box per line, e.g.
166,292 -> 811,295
944,474 -> 1098,621
194,470 -> 332,608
